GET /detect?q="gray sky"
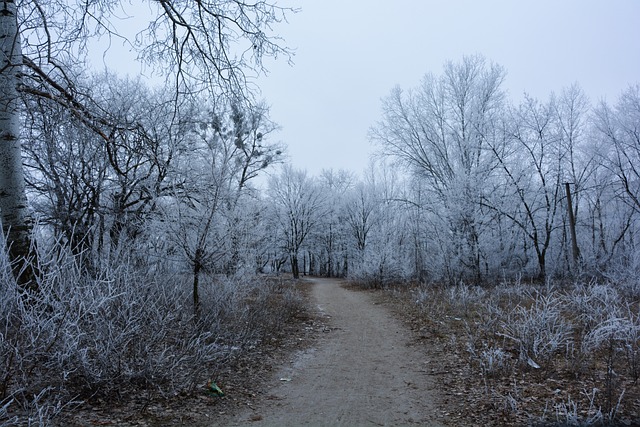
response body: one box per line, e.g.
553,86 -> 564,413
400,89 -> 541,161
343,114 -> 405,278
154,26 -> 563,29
256,0 -> 640,176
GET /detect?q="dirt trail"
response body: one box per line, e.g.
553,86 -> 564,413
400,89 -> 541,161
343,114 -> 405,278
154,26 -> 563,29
226,278 -> 444,426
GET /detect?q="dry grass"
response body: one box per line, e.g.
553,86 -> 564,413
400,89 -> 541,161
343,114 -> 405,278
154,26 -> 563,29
376,280 -> 640,426
0,244 -> 308,426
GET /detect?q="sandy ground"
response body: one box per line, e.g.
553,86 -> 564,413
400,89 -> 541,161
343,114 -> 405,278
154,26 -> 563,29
224,278 -> 444,427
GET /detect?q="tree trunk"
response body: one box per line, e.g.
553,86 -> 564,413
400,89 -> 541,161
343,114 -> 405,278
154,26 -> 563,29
565,183 -> 580,269
343,251 -> 348,277
192,248 -> 203,319
536,250 -> 546,281
309,253 -> 315,276
0,0 -> 38,289
290,253 -> 299,279
302,251 -> 306,276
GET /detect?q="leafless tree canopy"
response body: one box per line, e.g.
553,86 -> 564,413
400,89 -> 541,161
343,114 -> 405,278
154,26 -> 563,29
18,0 -> 294,95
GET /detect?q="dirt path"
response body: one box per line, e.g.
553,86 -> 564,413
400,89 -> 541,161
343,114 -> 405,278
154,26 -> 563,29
225,278 -> 444,426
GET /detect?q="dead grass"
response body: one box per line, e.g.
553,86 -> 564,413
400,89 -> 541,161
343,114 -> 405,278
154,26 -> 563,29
371,281 -> 640,426
0,239 -> 316,427
57,277 -> 320,427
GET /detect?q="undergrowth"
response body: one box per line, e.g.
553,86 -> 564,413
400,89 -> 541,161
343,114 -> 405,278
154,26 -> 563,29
380,279 -> 640,426
0,242 -> 304,426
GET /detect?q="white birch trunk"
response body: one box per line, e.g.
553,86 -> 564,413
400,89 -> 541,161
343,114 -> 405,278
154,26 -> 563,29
0,0 -> 36,284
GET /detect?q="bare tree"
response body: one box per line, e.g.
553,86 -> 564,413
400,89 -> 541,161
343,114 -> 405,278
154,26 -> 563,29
315,169 -> 353,277
269,166 -> 324,279
593,85 -> 640,214
484,94 -> 566,280
1,0 -> 293,284
370,55 -> 506,283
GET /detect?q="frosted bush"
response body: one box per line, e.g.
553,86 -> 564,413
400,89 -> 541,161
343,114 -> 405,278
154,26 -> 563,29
551,388 -> 624,426
447,283 -> 486,312
564,282 -> 622,332
479,346 -> 512,377
0,241 -> 304,426
582,315 -> 639,353
487,281 -> 529,311
604,250 -> 640,297
414,286 -> 431,306
348,245 -> 413,288
581,312 -> 640,381
500,294 -> 573,366
553,394 -> 603,426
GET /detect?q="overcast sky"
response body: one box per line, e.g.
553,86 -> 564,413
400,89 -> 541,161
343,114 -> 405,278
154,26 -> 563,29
255,0 -> 640,177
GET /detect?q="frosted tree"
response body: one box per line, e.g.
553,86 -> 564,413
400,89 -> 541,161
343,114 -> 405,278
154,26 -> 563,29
590,85 -> 640,278
484,94 -> 567,279
314,169 -> 354,277
344,180 -> 378,253
0,0 -> 292,285
22,73 -> 207,269
345,161 -> 413,285
153,97 -> 282,316
22,89 -> 110,258
553,85 -> 592,271
578,155 -> 636,275
208,99 -> 284,274
593,85 -> 640,214
268,166 -> 325,279
371,55 -> 506,283
481,85 -> 598,279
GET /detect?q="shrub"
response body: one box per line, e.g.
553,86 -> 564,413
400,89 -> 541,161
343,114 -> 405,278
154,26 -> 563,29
500,293 -> 573,368
0,240 -> 304,426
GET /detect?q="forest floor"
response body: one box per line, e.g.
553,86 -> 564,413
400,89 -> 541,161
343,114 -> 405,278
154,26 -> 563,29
62,277 -> 640,426
64,277 -> 449,426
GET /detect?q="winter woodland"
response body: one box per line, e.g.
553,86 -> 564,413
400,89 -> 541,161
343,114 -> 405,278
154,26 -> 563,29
1,1 -> 639,425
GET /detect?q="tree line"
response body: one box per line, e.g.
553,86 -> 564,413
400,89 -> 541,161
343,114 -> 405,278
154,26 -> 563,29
2,2 -> 636,296
368,55 -> 639,285
6,55 -> 640,293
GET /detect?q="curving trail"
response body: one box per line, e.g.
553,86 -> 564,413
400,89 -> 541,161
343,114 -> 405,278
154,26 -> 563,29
226,278 -> 444,427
